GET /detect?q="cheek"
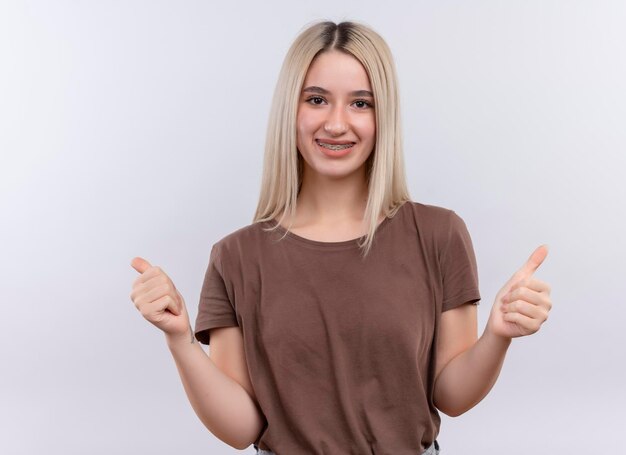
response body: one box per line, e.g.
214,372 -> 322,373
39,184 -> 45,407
356,115 -> 376,143
297,109 -> 320,134
296,117 -> 317,154
296,124 -> 309,150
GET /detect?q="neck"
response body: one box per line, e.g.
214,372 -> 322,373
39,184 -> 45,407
294,167 -> 369,225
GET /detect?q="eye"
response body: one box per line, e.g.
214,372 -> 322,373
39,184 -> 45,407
305,96 -> 326,105
353,100 -> 373,109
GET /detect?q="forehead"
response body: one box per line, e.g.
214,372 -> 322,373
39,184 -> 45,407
303,50 -> 371,90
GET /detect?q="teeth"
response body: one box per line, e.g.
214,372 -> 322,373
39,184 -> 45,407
318,141 -> 354,151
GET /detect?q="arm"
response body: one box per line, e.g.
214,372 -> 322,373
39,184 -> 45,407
433,303 -> 511,417
166,327 -> 265,450
433,245 -> 552,417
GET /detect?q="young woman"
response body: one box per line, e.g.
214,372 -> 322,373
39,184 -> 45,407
130,20 -> 552,455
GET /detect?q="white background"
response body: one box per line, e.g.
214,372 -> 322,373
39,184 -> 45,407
1,1 -> 624,453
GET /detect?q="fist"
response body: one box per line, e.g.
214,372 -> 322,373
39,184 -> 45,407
487,245 -> 553,339
130,257 -> 191,339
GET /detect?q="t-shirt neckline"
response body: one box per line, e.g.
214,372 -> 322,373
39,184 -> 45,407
264,202 -> 406,250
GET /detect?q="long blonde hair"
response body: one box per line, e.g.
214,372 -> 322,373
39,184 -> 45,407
253,20 -> 411,258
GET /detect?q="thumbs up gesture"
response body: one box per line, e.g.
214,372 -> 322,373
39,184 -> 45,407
486,245 -> 553,340
130,257 -> 192,341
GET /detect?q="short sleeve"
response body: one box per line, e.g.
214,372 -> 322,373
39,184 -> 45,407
194,243 -> 239,345
440,211 -> 481,312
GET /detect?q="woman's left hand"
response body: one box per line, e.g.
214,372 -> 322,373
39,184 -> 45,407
486,245 -> 553,340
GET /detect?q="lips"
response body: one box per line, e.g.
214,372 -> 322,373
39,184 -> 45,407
316,139 -> 356,151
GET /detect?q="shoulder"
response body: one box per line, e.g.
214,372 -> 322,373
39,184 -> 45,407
405,200 -> 463,228
404,201 -> 473,254
210,220 -> 269,262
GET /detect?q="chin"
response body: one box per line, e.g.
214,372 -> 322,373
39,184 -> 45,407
305,160 -> 369,180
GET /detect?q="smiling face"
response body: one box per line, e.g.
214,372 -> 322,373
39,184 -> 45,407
296,50 -> 376,181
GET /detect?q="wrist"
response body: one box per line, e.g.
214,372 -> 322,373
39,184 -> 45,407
165,323 -> 195,349
484,322 -> 513,348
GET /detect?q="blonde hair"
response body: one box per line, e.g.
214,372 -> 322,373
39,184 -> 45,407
253,20 -> 412,258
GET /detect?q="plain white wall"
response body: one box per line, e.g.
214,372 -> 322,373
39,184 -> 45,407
1,1 -> 624,453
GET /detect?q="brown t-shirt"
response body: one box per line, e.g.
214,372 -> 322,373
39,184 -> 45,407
194,200 -> 481,454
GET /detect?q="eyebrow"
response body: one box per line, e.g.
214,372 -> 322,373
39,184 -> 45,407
302,86 -> 374,98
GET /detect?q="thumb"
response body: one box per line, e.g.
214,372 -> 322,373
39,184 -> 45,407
130,256 -> 152,274
506,244 -> 549,286
175,289 -> 186,314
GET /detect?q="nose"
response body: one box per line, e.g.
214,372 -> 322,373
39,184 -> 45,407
323,106 -> 348,136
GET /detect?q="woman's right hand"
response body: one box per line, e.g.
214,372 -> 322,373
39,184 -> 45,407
130,257 -> 191,340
